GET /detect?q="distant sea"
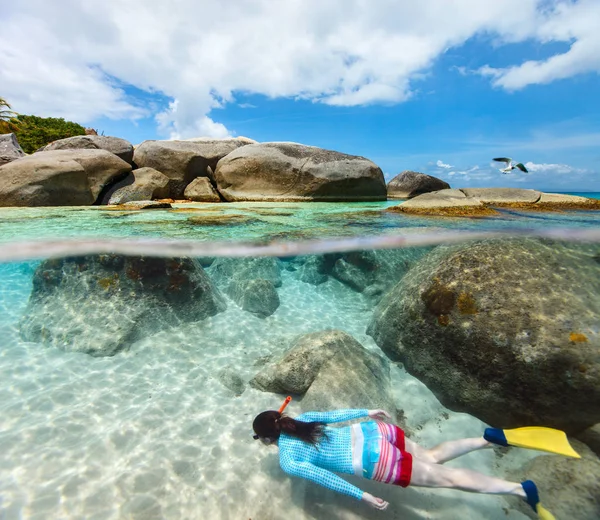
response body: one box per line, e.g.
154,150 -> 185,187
556,192 -> 600,199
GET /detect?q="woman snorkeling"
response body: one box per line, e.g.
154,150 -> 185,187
253,397 -> 579,519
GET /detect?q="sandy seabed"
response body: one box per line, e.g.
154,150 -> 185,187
0,261 -> 538,520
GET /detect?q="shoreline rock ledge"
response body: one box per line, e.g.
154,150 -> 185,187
215,142 -> 386,202
389,188 -> 600,216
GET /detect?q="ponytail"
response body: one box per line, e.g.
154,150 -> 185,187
253,411 -> 327,445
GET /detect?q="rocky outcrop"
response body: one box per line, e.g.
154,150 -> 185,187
227,278 -> 280,318
0,133 -> 25,166
460,188 -> 540,203
20,255 -> 226,356
214,142 -> 386,202
387,171 -> 450,199
250,330 -> 398,414
133,139 -> 250,198
183,177 -> 221,202
110,200 -> 172,210
367,238 -> 600,433
42,135 -> 135,164
292,249 -> 431,302
0,149 -> 131,206
508,440 -> 600,520
390,189 -> 600,216
107,167 -> 170,204
208,257 -> 282,288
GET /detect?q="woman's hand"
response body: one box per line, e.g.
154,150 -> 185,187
362,492 -> 389,510
368,409 -> 392,421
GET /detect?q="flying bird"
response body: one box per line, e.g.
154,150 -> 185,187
493,157 -> 529,174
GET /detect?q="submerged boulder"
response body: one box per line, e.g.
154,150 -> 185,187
208,257 -> 282,288
293,249 -> 431,302
0,149 -> 131,206
214,142 -> 386,202
0,133 -> 25,166
250,330 -> 398,414
20,255 -> 226,356
367,238 -> 600,433
387,171 -> 450,199
227,278 -> 280,318
43,135 -> 135,164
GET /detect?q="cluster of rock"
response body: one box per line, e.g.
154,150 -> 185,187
20,253 -> 288,356
390,187 -> 600,215
0,133 -> 387,206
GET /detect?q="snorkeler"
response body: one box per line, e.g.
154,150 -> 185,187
253,397 -> 579,519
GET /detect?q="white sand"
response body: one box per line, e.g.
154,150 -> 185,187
0,262 -> 539,520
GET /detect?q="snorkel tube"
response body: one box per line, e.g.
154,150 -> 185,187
278,396 -> 292,414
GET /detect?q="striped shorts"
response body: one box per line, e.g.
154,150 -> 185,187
353,421 -> 413,488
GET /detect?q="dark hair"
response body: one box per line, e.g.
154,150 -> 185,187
253,411 -> 326,445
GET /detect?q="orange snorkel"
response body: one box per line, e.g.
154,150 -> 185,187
278,396 -> 292,414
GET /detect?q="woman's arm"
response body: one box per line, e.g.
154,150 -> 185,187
280,454 -> 389,509
280,452 -> 364,500
296,409 -> 369,424
296,409 -> 392,424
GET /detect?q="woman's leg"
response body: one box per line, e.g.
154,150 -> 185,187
410,458 -> 526,497
405,437 -> 493,464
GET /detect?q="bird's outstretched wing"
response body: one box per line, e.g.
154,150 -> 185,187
515,163 -> 528,173
493,157 -> 512,164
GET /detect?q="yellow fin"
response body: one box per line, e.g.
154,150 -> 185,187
504,427 -> 580,458
537,504 -> 555,520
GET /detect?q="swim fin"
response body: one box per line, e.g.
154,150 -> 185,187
522,480 -> 555,520
484,426 -> 580,458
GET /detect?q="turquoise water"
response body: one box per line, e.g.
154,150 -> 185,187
1,200 -> 600,246
0,202 -> 599,520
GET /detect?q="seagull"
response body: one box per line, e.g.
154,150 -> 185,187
493,157 -> 529,174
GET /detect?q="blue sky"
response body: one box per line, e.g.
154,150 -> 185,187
2,0 -> 600,191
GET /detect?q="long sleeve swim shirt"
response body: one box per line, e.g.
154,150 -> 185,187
278,409 -> 369,500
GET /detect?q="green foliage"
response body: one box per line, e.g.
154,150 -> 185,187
9,115 -> 86,153
0,97 -> 19,133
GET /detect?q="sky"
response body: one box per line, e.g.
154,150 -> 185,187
1,0 -> 599,191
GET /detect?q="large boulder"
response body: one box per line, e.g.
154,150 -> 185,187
214,142 -> 386,202
367,238 -> 600,433
183,177 -> 221,202
387,171 -> 450,199
0,133 -> 25,166
508,440 -> 600,520
250,330 -> 398,414
20,255 -> 226,356
42,135 -> 135,164
106,167 -> 170,204
0,149 -> 131,206
133,139 -> 250,198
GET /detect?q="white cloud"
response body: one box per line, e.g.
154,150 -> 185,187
436,159 -> 453,168
524,162 -> 587,174
1,0 -> 597,137
479,0 -> 600,90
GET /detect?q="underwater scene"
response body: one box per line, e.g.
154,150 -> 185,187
1,203 -> 599,520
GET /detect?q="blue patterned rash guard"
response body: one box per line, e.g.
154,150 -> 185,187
278,409 -> 370,501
